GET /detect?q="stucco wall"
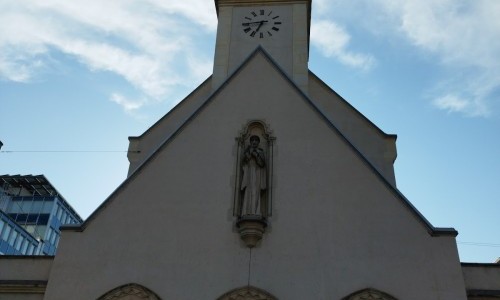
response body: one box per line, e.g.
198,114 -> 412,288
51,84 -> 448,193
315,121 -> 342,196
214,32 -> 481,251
308,73 -> 397,185
462,263 -> 500,299
213,2 -> 309,91
45,53 -> 465,300
0,256 -> 52,300
0,294 -> 45,300
0,256 -> 53,280
127,77 -> 213,175
127,58 -> 397,186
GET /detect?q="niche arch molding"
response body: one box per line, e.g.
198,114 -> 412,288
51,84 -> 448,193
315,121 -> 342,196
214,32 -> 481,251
97,283 -> 161,300
342,288 -> 398,300
217,286 -> 278,300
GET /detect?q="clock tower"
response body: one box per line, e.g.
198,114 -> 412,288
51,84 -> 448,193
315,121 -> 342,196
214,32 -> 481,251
212,0 -> 311,92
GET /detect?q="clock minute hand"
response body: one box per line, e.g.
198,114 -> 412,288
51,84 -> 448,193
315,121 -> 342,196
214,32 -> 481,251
255,20 -> 268,32
241,21 -> 258,26
242,20 -> 268,26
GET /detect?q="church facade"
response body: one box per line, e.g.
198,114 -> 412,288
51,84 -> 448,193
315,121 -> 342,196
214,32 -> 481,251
1,0 -> 499,299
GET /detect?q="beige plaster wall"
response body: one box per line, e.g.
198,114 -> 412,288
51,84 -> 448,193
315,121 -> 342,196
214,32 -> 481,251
227,5 -> 293,76
0,257 -> 52,300
46,53 -> 465,300
213,5 -> 233,89
0,295 -> 44,300
462,264 -> 500,291
128,70 -> 396,186
292,3 -> 309,92
127,78 -> 212,175
308,74 -> 397,185
213,2 -> 309,92
0,256 -> 53,280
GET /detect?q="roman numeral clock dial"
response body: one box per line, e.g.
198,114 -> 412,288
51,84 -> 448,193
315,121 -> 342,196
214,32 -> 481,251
241,9 -> 282,39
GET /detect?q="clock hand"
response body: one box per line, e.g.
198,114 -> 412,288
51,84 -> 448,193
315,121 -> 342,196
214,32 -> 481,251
256,21 -> 266,32
242,20 -> 268,26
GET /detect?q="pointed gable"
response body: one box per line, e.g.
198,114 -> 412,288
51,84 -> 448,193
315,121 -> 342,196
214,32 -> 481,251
78,48 -> 455,238
47,47 -> 465,300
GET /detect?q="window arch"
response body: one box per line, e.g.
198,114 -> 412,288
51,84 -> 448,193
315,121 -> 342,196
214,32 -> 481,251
217,286 -> 278,300
97,283 -> 161,300
342,288 -> 398,300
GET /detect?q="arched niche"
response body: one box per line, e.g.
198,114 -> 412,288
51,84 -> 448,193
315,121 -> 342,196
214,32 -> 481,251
234,120 -> 275,218
342,288 -> 398,300
217,286 -> 278,300
97,283 -> 161,300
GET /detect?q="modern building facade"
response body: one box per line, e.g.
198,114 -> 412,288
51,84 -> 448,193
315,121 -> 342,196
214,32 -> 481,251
1,0 -> 499,299
0,210 -> 39,255
0,175 -> 83,255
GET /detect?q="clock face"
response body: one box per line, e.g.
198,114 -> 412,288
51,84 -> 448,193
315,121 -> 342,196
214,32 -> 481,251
241,8 -> 282,39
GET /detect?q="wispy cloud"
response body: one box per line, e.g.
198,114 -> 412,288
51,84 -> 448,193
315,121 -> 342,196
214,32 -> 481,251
0,0 -> 216,112
310,0 -> 500,117
110,93 -> 145,113
433,94 -> 470,114
3,0 -> 499,117
310,20 -> 375,71
370,0 -> 500,117
0,47 -> 47,82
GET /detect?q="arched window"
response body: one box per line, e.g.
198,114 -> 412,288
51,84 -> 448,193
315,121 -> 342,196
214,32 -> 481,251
342,288 -> 398,300
217,286 -> 278,300
97,283 -> 161,300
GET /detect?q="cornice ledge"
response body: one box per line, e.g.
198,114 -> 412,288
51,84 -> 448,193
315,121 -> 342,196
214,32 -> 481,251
217,0 -> 310,7
0,280 -> 47,294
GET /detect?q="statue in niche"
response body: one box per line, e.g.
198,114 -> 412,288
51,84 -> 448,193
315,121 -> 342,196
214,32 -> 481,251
234,122 -> 274,247
240,135 -> 267,216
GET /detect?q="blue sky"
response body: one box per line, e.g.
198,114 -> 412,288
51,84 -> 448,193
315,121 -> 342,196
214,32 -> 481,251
1,0 -> 499,263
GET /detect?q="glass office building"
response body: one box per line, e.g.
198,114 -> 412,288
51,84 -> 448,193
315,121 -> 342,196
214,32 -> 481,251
0,210 -> 39,255
0,175 -> 83,255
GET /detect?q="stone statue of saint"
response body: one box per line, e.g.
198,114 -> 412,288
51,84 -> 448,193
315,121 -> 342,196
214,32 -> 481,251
241,135 -> 267,216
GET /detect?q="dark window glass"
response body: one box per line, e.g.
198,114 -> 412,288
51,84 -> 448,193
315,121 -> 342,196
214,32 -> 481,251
37,214 -> 50,225
26,215 -> 38,224
15,214 -> 29,223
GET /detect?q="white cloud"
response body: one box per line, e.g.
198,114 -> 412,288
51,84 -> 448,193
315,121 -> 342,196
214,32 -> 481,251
144,0 -> 217,31
0,0 -> 217,112
0,48 -> 46,82
370,0 -> 500,116
309,0 -> 500,117
110,93 -> 145,113
433,95 -> 469,114
186,53 -> 214,84
310,20 -> 375,71
432,93 -> 490,117
379,0 -> 500,67
3,0 -> 498,117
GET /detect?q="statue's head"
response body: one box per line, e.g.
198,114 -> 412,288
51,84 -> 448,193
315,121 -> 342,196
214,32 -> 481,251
249,135 -> 260,147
